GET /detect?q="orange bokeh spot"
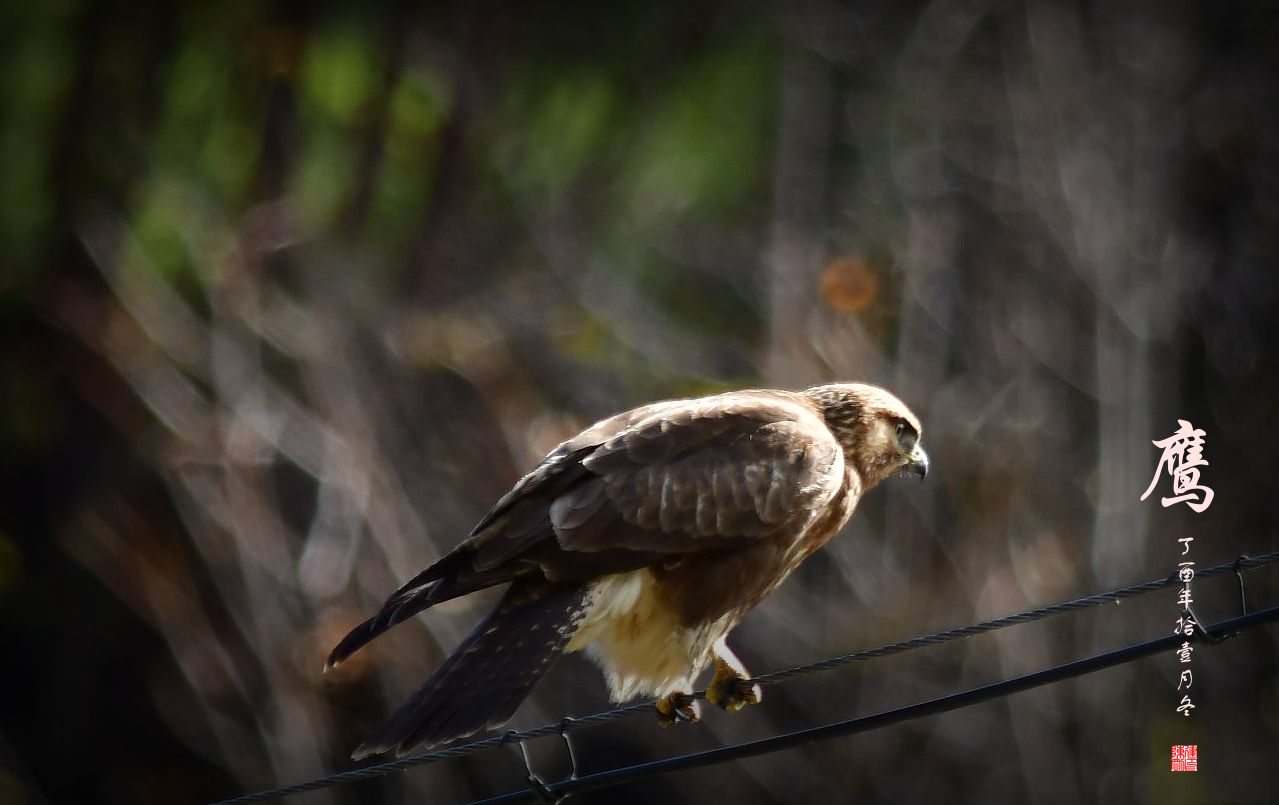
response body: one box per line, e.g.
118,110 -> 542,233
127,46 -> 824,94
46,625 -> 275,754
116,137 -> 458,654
820,256 -> 878,312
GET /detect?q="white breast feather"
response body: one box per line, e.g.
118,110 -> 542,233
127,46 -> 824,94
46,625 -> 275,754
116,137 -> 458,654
566,569 -> 731,701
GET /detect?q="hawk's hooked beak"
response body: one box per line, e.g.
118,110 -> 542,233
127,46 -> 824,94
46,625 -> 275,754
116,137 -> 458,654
908,446 -> 929,480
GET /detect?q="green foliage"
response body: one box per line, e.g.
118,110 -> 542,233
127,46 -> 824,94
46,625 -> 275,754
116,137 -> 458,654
497,70 -> 619,197
0,5 -> 75,277
301,27 -> 381,125
622,36 -> 776,222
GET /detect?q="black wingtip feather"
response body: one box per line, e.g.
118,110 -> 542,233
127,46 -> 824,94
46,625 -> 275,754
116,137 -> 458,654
327,551 -> 492,669
325,617 -> 374,669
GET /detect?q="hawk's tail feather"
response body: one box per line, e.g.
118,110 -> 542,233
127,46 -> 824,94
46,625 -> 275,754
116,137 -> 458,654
351,581 -> 589,759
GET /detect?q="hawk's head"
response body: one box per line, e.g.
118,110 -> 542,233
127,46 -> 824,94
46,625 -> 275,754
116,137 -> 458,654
802,383 -> 929,489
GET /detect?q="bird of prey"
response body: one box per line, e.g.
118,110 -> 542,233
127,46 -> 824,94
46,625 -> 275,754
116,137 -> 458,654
327,383 -> 928,758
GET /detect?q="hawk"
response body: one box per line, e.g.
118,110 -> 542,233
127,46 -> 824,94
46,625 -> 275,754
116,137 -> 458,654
327,383 -> 927,758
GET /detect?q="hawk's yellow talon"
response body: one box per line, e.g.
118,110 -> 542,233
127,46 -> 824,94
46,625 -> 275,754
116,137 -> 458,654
705,656 -> 762,713
655,691 -> 701,726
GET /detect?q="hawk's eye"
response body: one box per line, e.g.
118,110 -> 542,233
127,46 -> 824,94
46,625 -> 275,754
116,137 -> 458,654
895,421 -> 917,451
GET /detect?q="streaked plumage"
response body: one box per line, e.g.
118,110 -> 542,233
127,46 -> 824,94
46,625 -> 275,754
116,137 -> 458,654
328,383 -> 928,758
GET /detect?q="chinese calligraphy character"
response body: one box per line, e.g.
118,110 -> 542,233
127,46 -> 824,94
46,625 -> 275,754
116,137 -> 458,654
1178,670 -> 1193,690
1178,537 -> 1193,555
1176,695 -> 1195,716
1177,642 -> 1193,662
1178,562 -> 1195,582
1177,587 -> 1193,607
1141,420 -> 1213,512
1175,615 -> 1197,636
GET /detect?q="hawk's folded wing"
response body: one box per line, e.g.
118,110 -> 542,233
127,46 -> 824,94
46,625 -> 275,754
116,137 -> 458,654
328,392 -> 844,667
474,392 -> 846,567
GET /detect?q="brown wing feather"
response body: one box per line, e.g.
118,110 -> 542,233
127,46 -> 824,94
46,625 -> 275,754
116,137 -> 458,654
475,392 -> 843,567
467,398 -> 690,538
560,418 -> 841,550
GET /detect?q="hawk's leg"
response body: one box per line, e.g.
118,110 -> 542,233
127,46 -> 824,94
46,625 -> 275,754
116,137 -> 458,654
705,639 -> 762,713
655,691 -> 701,726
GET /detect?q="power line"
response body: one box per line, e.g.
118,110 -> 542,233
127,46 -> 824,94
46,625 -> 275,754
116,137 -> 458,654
470,603 -> 1279,805
755,549 -> 1271,686
205,551 -> 1279,805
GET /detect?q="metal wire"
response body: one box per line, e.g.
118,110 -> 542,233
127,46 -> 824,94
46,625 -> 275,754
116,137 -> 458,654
755,550 -> 1273,685
469,603 -> 1279,805
204,550 -> 1279,805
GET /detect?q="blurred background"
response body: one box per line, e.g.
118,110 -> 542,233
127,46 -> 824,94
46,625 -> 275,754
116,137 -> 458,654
2,1 -> 1277,803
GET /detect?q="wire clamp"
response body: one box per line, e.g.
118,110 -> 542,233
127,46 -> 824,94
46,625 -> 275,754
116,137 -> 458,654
505,726 -> 575,804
